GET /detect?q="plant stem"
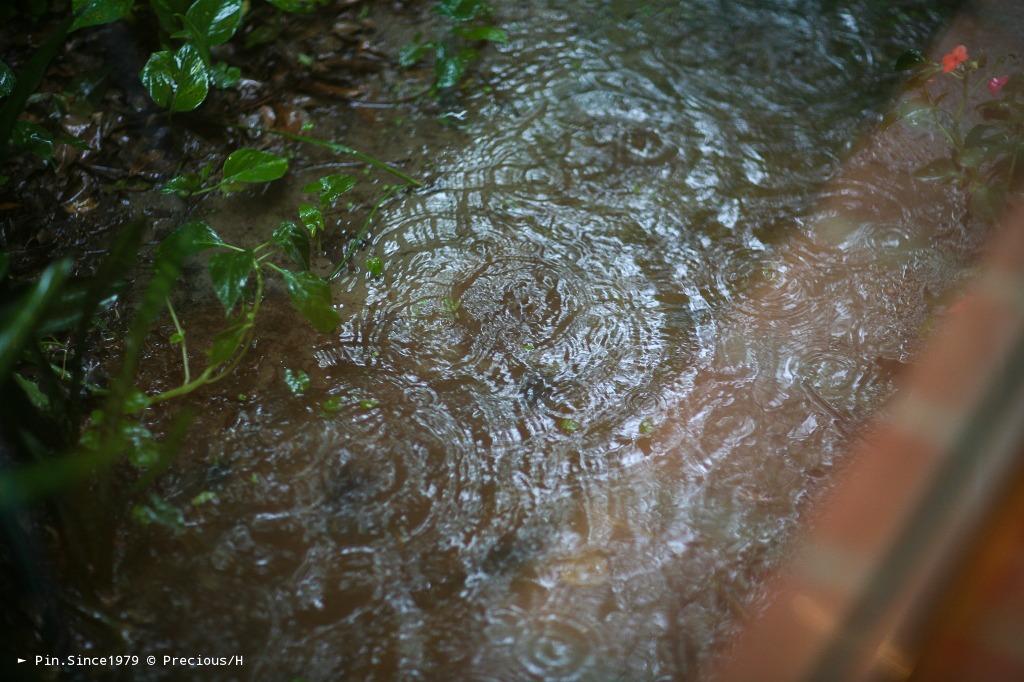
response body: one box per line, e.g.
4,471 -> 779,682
262,128 -> 422,187
329,185 -> 400,280
165,298 -> 190,384
146,271 -> 264,406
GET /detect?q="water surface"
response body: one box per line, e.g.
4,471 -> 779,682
113,1 -> 974,679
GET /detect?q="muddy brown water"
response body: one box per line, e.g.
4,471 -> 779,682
82,1 -> 991,679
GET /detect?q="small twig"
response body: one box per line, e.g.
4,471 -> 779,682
800,379 -> 856,439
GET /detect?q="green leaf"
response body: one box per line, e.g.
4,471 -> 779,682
0,60 -> 14,98
913,157 -> 960,182
15,123 -> 89,157
454,25 -> 507,43
277,268 -> 340,333
399,41 -> 431,68
358,398 -> 379,410
365,256 -> 383,277
964,124 -> 1001,150
71,0 -> 133,32
272,221 -> 310,270
322,396 -> 343,412
185,0 -> 243,46
209,62 -> 241,88
436,0 -> 488,22
11,120 -> 55,160
969,184 -> 1007,222
298,203 -> 324,237
559,418 -> 580,433
894,49 -> 926,71
283,368 -> 310,395
14,373 -> 51,411
434,46 -> 476,89
302,173 -> 355,205
140,44 -> 209,112
977,100 -> 1013,121
208,250 -> 253,313
124,422 -> 160,468
245,24 -> 280,48
131,493 -> 185,531
959,145 -> 987,169
191,490 -> 218,505
158,220 -> 224,260
887,98 -> 935,130
207,319 -> 248,364
221,148 -> 289,186
161,172 -> 203,196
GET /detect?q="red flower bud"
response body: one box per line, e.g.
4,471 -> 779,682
988,75 -> 1009,96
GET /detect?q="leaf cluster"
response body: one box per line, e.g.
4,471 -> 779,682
399,0 -> 507,92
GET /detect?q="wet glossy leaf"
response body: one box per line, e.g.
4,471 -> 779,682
208,250 -> 253,313
399,41 -> 431,68
11,121 -> 55,159
272,220 -> 310,270
221,148 -> 289,186
140,44 -> 209,111
277,269 -> 340,333
298,203 -> 324,237
455,25 -> 508,44
185,0 -> 243,46
434,46 -> 476,89
359,398 -> 380,410
890,98 -> 935,129
158,220 -> 223,260
913,157 -> 959,182
894,49 -> 926,71
436,0 -> 487,22
71,0 -> 133,32
302,173 -> 355,205
0,61 -> 14,98
160,172 -> 203,197
283,368 -> 310,395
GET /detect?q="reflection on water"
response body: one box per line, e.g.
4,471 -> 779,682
113,1 -> 972,679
